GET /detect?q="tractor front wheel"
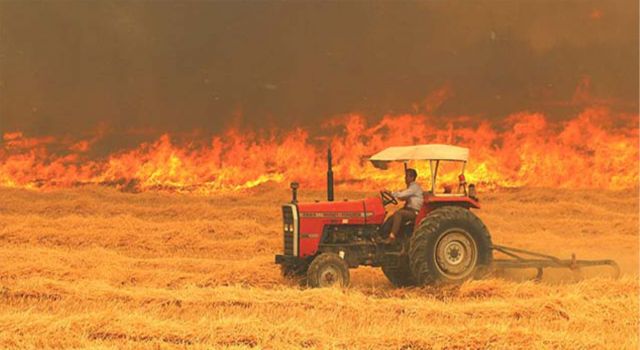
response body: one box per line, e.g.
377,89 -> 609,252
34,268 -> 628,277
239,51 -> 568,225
409,206 -> 492,286
307,253 -> 350,288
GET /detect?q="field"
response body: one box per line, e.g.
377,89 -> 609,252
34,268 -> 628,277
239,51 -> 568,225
0,185 -> 637,349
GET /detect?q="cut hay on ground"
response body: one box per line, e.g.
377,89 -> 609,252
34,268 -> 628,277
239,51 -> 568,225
0,186 -> 637,349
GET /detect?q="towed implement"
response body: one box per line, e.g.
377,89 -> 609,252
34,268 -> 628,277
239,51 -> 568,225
275,144 -> 620,287
492,245 -> 620,281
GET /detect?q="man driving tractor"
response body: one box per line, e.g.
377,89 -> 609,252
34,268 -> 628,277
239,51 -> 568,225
379,168 -> 423,243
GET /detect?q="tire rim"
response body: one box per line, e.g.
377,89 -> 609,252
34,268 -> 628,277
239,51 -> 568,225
434,229 -> 478,280
319,266 -> 343,287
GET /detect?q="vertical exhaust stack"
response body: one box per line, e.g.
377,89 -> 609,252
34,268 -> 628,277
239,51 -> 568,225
290,182 -> 299,204
327,148 -> 334,202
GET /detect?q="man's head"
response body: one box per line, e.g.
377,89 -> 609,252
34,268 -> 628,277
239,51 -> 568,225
405,168 -> 418,185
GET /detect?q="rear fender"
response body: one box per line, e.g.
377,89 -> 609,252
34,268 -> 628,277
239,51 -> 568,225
415,194 -> 480,225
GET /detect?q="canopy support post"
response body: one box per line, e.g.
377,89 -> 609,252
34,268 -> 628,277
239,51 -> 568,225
429,160 -> 439,193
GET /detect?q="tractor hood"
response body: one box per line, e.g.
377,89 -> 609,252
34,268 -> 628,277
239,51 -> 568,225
296,197 -> 386,225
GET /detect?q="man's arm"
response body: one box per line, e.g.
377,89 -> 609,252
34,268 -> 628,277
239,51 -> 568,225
392,184 -> 419,200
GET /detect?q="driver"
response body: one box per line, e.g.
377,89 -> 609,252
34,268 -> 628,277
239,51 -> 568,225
380,168 -> 424,243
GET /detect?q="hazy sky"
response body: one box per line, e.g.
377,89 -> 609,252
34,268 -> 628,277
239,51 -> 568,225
0,0 -> 637,138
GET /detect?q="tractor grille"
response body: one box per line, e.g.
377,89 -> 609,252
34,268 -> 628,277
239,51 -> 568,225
282,205 -> 296,256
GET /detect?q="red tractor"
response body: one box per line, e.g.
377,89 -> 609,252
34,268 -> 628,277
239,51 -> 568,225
275,144 -> 492,287
275,144 -> 619,287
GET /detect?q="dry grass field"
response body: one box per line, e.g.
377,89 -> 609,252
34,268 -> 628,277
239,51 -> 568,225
0,185 -> 637,349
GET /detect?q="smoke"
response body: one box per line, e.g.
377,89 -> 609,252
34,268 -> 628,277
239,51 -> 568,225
0,0 -> 637,142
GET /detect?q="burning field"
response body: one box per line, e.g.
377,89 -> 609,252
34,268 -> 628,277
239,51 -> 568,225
1,100 -> 639,350
0,170 -> 638,348
0,109 -> 639,349
1,1 -> 638,348
1,106 -> 638,193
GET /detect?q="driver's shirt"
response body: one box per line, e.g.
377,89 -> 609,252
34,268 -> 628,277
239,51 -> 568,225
392,182 -> 424,211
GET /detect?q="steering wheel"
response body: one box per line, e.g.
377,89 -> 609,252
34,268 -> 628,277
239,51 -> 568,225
380,190 -> 398,206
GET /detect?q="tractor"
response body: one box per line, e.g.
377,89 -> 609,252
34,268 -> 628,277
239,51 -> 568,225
275,144 -> 619,288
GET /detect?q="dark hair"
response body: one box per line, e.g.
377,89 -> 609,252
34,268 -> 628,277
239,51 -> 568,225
405,168 -> 418,179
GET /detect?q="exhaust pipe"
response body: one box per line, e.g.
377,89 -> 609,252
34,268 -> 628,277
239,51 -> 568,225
327,148 -> 334,202
290,182 -> 299,204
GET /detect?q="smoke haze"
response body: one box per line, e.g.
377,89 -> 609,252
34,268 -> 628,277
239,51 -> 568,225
0,0 -> 638,140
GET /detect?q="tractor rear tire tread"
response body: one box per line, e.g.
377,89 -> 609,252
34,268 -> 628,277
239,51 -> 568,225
409,206 -> 493,286
381,257 -> 416,287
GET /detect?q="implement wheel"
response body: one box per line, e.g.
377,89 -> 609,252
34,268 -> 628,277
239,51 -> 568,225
307,253 -> 350,288
409,206 -> 492,285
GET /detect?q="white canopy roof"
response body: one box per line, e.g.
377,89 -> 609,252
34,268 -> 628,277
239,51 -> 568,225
369,144 -> 469,168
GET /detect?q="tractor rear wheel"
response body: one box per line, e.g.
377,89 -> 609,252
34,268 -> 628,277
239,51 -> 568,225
307,253 -> 350,288
409,206 -> 492,286
381,256 -> 415,287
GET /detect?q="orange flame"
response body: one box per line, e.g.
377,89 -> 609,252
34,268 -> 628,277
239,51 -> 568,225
1,107 -> 637,193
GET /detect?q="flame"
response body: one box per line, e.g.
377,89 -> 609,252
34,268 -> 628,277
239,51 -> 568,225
0,106 -> 637,193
